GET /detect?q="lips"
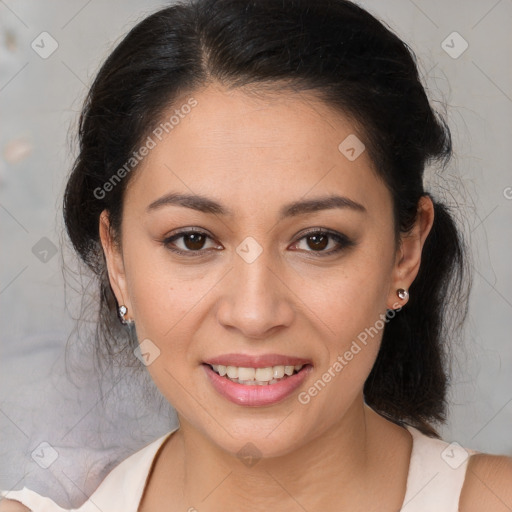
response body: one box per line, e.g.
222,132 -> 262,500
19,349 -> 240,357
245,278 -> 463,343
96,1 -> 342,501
201,353 -> 313,406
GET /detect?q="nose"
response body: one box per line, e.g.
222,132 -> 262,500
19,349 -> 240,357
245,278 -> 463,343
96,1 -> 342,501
216,245 -> 295,339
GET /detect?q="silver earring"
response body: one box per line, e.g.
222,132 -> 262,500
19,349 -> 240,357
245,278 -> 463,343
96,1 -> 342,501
118,305 -> 132,325
397,288 -> 409,300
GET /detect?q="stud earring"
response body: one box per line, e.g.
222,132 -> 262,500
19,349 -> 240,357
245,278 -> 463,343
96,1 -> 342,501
118,305 -> 133,325
397,288 -> 409,301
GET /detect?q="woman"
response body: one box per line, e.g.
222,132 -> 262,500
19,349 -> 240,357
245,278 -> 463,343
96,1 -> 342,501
1,0 -> 511,510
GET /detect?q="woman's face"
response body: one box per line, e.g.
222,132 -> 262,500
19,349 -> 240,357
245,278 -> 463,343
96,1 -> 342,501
100,83 -> 430,457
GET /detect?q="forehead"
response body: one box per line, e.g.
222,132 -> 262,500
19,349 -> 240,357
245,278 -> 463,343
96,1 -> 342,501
124,84 -> 391,219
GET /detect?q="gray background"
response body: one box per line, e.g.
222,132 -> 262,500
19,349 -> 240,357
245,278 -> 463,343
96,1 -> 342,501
1,0 -> 511,508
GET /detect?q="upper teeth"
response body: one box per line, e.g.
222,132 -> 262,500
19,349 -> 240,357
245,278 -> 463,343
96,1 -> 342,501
211,364 -> 304,381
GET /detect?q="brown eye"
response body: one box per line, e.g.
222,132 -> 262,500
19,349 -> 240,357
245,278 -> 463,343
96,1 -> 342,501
162,229 -> 220,256
181,232 -> 207,250
162,228 -> 353,258
305,233 -> 329,251
291,229 -> 354,256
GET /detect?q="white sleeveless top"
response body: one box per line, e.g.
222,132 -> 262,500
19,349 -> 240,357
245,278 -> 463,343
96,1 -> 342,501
1,424 -> 478,511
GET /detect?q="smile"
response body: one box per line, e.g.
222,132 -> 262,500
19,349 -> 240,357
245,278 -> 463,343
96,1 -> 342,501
209,364 -> 304,385
202,361 -> 312,406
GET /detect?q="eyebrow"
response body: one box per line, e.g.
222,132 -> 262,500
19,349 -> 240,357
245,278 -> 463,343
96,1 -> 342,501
146,192 -> 367,219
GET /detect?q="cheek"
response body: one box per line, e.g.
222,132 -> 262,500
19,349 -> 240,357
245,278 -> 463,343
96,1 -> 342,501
302,243 -> 394,400
296,281 -> 390,430
126,263 -> 210,341
312,247 -> 394,345
122,253 -> 208,406
121,237 -> 227,368
121,238 -> 185,333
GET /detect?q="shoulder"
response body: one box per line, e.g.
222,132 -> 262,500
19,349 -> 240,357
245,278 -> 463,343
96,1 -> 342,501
0,499 -> 31,511
459,453 -> 512,511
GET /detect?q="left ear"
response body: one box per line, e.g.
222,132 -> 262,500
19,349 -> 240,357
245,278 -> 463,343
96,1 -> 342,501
387,195 -> 435,309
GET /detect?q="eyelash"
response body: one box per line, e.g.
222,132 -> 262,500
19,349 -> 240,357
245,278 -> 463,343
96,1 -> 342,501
161,228 -> 354,258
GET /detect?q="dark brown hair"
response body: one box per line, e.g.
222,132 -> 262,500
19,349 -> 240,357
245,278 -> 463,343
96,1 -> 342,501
63,0 -> 471,438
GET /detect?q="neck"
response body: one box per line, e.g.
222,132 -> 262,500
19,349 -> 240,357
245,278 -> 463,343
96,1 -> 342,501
159,398 -> 408,512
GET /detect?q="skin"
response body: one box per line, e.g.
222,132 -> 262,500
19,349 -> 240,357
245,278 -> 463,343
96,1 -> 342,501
2,86 -> 512,512
101,83 -> 428,511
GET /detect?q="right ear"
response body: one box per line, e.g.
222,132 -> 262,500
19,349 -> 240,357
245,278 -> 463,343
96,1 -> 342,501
99,210 -> 131,314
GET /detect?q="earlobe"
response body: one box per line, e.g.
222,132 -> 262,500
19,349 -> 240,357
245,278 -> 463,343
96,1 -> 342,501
98,210 -> 130,314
